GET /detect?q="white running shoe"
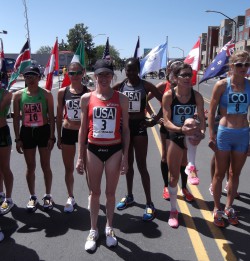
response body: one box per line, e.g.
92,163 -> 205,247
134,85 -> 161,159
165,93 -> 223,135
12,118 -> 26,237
106,227 -> 118,247
0,199 -> 14,215
26,196 -> 38,212
85,230 -> 99,252
64,197 -> 76,213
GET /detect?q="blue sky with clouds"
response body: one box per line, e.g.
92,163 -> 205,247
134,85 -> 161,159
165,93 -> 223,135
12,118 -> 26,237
1,0 -> 249,59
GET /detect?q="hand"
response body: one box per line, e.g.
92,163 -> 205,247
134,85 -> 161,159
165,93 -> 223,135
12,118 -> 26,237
16,141 -> 23,154
47,139 -> 55,150
120,156 -> 128,175
57,138 -> 62,150
208,138 -> 217,152
76,158 -> 85,175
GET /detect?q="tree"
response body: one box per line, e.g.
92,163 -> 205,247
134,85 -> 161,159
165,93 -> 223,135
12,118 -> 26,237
36,46 -> 52,54
58,39 -> 69,51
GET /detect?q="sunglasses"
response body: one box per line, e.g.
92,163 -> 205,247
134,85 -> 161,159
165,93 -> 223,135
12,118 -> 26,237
24,75 -> 39,79
233,62 -> 250,68
178,73 -> 193,78
68,70 -> 83,76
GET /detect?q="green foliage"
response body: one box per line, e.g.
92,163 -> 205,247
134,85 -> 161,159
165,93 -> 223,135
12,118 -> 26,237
36,45 -> 52,54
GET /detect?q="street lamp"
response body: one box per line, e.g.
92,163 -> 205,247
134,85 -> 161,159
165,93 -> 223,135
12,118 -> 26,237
93,33 -> 106,39
205,10 -> 237,40
0,30 -> 7,34
172,46 -> 184,58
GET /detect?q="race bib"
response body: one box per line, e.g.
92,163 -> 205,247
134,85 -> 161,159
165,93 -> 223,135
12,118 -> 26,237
66,99 -> 81,121
227,92 -> 248,114
93,106 -> 117,139
124,91 -> 141,112
23,102 -> 44,127
172,104 -> 196,126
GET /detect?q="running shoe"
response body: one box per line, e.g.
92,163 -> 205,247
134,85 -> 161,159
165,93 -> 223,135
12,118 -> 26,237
209,183 -> 213,196
85,229 -> 99,252
168,210 -> 179,228
42,195 -> 53,211
185,165 -> 200,185
106,227 -> 118,248
0,231 -> 4,242
0,199 -> 14,215
26,195 -> 38,212
213,210 -> 225,228
0,193 -> 5,205
64,197 -> 76,213
142,203 -> 156,221
116,195 -> 134,210
162,187 -> 170,200
180,188 -> 194,202
224,207 -> 239,226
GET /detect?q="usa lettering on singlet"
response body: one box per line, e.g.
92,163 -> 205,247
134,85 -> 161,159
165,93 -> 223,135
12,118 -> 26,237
227,92 -> 248,114
23,103 -> 44,127
93,106 -> 117,138
66,99 -> 81,120
123,91 -> 141,112
172,104 -> 196,126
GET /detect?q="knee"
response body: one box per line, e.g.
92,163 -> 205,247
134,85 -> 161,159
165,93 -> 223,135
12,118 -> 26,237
105,191 -> 115,201
91,190 -> 101,199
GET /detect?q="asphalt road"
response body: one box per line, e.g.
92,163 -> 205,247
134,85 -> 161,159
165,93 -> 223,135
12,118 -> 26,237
0,72 -> 249,261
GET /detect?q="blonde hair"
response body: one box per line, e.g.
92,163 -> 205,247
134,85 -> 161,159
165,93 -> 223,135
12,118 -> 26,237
229,50 -> 250,64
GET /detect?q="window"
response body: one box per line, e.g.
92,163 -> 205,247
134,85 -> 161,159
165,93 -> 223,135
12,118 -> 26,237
246,16 -> 250,28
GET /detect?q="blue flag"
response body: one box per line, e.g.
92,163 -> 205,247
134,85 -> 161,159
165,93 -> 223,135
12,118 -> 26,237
199,40 -> 235,84
140,42 -> 167,77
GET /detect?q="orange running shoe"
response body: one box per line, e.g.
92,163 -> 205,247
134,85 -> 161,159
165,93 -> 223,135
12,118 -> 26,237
180,188 -> 194,202
224,207 -> 239,226
213,210 -> 225,228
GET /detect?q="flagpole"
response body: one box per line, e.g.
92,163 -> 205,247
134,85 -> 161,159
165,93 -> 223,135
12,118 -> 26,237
198,36 -> 201,92
166,36 -> 168,69
56,37 -> 61,88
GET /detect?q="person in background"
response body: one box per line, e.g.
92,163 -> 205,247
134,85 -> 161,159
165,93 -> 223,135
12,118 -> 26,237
57,62 -> 90,213
13,65 -> 55,212
0,87 -> 14,215
208,50 -> 250,227
162,63 -> 205,228
114,57 -> 162,221
147,59 -> 195,202
76,59 -> 129,252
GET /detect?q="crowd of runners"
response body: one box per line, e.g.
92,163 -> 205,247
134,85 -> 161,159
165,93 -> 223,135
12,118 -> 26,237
0,50 -> 250,252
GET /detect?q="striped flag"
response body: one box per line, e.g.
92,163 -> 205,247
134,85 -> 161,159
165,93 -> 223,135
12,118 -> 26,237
0,38 -> 8,88
184,38 -> 200,86
61,40 -> 85,88
8,40 -> 31,89
133,36 -> 140,59
44,39 -> 59,91
102,37 -> 111,60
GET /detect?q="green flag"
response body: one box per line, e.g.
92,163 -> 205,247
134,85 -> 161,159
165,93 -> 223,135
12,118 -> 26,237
71,40 -> 85,68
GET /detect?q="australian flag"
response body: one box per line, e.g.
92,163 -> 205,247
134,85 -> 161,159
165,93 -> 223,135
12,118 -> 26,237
199,40 -> 235,84
102,37 -> 111,60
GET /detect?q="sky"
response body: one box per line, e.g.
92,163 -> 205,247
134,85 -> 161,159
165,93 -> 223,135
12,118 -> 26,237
1,0 -> 250,60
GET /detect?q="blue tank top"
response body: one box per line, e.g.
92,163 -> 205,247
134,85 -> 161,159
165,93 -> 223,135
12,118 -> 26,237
119,80 -> 147,113
171,88 -> 196,126
219,77 -> 250,114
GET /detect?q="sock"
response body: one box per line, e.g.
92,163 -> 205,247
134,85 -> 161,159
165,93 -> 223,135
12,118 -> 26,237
185,136 -> 197,166
180,166 -> 187,189
160,161 -> 169,187
168,186 -> 178,211
105,226 -> 112,234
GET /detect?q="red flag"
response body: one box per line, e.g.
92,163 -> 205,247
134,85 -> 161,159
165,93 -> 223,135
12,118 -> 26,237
184,39 -> 200,85
44,39 -> 59,91
61,72 -> 71,88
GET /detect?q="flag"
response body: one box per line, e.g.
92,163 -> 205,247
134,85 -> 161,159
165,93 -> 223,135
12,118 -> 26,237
102,37 -> 111,60
199,40 -> 235,84
61,40 -> 85,88
8,40 -> 31,89
184,39 -> 200,86
133,36 -> 140,59
71,40 -> 85,67
44,39 -> 59,91
0,38 -> 8,88
140,42 -> 167,77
